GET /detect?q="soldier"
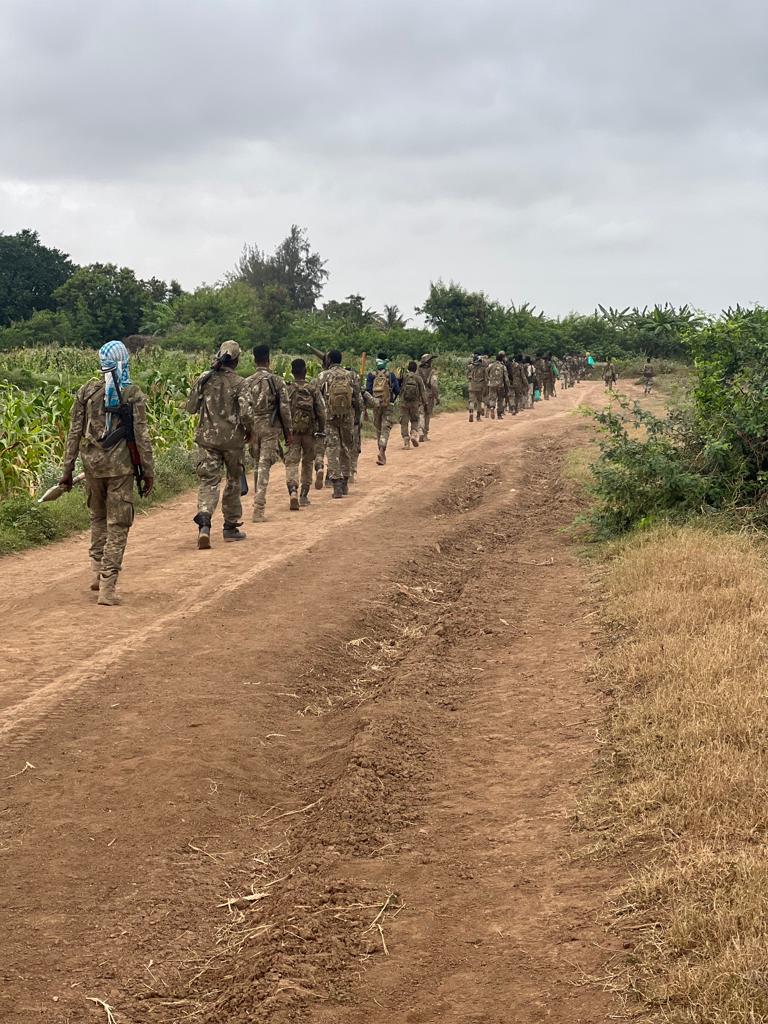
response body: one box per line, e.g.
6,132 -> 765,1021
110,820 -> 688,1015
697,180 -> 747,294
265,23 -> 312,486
542,354 -> 556,400
240,344 -> 292,522
642,358 -> 655,395
533,354 -> 547,402
508,354 -> 528,414
318,349 -> 357,497
604,358 -> 618,390
366,354 -> 401,465
399,360 -> 427,448
417,353 -> 439,441
346,363 -> 364,484
467,353 -> 487,422
285,358 -> 326,509
58,340 -> 155,606
186,339 -> 248,549
486,353 -> 508,420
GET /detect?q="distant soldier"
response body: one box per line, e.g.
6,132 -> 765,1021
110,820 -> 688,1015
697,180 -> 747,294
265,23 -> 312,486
285,358 -> 326,509
240,344 -> 292,522
542,354 -> 556,400
486,353 -> 509,420
318,350 -> 357,497
346,364 -> 364,484
467,353 -> 487,422
366,354 -> 401,465
642,358 -> 655,395
399,360 -> 427,448
534,354 -> 547,401
58,340 -> 155,606
417,353 -> 439,441
603,359 -> 618,390
508,354 -> 528,414
186,339 -> 248,549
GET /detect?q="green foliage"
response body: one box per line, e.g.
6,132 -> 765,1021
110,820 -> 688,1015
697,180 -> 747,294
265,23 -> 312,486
0,229 -> 75,326
230,225 -> 328,311
53,263 -> 153,345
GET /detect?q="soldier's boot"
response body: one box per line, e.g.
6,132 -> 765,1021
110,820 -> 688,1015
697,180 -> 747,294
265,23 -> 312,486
332,480 -> 344,499
325,472 -> 333,489
403,438 -> 410,449
251,507 -> 265,524
299,484 -> 311,507
224,521 -> 247,541
469,411 -> 474,423
314,466 -> 324,490
377,444 -> 387,465
194,511 -> 212,550
97,573 -> 121,607
89,558 -> 101,591
349,470 -> 356,485
490,408 -> 496,420
288,483 -> 300,512
341,477 -> 349,496
410,433 -> 419,447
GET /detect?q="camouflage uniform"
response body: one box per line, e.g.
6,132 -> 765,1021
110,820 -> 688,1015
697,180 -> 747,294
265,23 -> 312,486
486,360 -> 508,419
399,369 -> 427,446
417,356 -> 439,440
507,360 -> 527,414
604,363 -> 618,390
318,365 -> 358,485
347,369 -> 364,481
240,367 -> 292,519
62,378 -> 154,580
186,361 -> 248,528
285,377 -> 326,500
467,358 -> 487,420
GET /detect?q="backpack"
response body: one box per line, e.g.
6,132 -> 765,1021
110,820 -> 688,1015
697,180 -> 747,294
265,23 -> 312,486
488,361 -> 504,386
469,362 -> 486,387
290,383 -> 315,434
326,369 -> 353,418
372,370 -> 391,406
401,371 -> 420,404
248,372 -> 274,416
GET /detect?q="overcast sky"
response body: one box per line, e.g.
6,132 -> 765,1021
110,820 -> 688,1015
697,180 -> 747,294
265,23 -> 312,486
1,0 -> 766,317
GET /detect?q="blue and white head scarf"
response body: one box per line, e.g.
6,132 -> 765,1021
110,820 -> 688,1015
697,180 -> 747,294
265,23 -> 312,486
99,340 -> 131,430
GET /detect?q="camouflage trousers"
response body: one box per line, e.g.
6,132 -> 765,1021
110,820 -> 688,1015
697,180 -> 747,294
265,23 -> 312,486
195,444 -> 243,525
373,403 -> 394,448
419,401 -> 435,439
351,417 -> 362,476
497,390 -> 509,415
250,420 -> 281,512
485,385 -> 499,412
511,388 -> 526,414
326,414 -> 354,481
543,377 -> 555,399
86,472 -> 134,578
285,432 -> 316,489
400,402 -> 421,440
468,388 -> 484,415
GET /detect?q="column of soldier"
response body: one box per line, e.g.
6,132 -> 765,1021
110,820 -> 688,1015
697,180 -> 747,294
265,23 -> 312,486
56,339 -> 587,606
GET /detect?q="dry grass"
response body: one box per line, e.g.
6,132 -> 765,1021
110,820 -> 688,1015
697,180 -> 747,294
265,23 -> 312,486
588,525 -> 768,1023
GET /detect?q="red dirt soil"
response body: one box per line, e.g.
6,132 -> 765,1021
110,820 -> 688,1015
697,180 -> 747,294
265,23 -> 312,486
0,383 -> 621,1023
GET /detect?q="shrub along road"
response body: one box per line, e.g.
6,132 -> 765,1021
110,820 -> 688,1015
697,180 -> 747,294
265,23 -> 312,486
0,383 -> 621,1023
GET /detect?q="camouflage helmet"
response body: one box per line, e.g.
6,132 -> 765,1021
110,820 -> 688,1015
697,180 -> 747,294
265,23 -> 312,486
419,352 -> 433,365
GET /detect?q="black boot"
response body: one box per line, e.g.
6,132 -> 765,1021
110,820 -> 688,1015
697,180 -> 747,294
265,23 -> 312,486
300,484 -> 310,507
341,477 -> 349,495
194,511 -> 212,550
223,522 -> 247,542
332,480 -> 344,499
288,484 -> 300,511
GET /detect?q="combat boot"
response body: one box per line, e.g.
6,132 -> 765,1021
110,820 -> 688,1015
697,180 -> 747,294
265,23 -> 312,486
299,484 -> 311,507
377,445 -> 387,465
411,434 -> 420,447
332,480 -> 344,499
97,573 -> 121,607
288,483 -> 300,512
490,408 -> 496,420
469,411 -> 474,422
194,511 -> 212,550
314,467 -> 324,490
224,522 -> 247,541
403,438 -> 410,449
251,506 -> 265,523
90,558 -> 101,591
341,477 -> 349,495
325,472 -> 333,489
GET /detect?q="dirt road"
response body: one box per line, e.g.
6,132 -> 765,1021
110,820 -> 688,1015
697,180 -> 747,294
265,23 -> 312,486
0,383 -> 620,1023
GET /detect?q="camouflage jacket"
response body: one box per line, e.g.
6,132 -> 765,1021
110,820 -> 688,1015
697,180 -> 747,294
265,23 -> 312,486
63,379 -> 155,479
186,366 -> 248,451
286,377 -> 327,435
241,368 -> 293,435
467,360 -> 487,389
508,360 -> 528,392
417,366 -> 439,407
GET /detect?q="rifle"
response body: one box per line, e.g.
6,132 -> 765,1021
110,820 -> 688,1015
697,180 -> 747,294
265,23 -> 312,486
100,371 -> 148,497
306,343 -> 330,369
267,376 -> 289,461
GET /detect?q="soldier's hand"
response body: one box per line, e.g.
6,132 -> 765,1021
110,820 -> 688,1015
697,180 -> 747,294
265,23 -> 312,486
143,476 -> 154,496
58,471 -> 73,491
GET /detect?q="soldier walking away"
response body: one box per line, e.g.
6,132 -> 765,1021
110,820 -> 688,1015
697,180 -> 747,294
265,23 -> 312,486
604,358 -> 618,390
486,353 -> 508,419
467,353 -> 487,422
186,340 -> 248,549
241,344 -> 293,522
318,350 -> 357,498
642,358 -> 656,395
399,360 -> 426,448
346,363 -> 364,484
508,354 -> 527,414
542,354 -> 556,400
58,340 -> 155,606
417,353 -> 439,441
366,354 -> 400,465
285,358 -> 326,509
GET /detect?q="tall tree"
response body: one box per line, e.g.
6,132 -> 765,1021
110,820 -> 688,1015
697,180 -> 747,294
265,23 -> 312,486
53,263 -> 149,346
0,229 -> 75,326
231,225 -> 328,310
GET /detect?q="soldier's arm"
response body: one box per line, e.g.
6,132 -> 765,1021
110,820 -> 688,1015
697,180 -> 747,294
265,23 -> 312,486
391,373 -> 401,398
185,375 -> 204,415
314,386 -> 327,434
237,384 -> 254,440
62,386 -> 87,475
131,390 -> 156,478
277,377 -> 293,433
